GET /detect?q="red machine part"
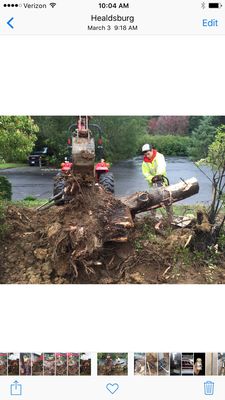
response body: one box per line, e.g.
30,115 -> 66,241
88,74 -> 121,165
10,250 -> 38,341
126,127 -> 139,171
95,160 -> 110,182
60,159 -> 110,177
60,160 -> 73,172
95,160 -> 110,172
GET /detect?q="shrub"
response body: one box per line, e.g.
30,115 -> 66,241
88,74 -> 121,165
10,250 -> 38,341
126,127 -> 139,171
0,176 -> 12,200
137,134 -> 192,156
23,196 -> 36,201
0,202 -> 7,238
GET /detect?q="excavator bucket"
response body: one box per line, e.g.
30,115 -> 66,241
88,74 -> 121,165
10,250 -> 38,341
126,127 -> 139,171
71,117 -> 95,178
72,133 -> 95,178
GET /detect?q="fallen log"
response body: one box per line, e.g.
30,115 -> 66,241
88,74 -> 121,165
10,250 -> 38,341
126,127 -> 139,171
120,177 -> 199,215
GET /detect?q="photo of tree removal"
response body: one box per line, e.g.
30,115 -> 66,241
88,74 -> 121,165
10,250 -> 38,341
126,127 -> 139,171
98,353 -> 128,376
0,116 -> 224,284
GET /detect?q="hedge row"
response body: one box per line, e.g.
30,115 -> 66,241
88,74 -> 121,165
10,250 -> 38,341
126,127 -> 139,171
138,134 -> 192,156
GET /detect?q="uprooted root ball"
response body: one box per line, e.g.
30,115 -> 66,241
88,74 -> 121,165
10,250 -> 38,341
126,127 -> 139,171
0,186 -> 224,284
0,185 -> 134,283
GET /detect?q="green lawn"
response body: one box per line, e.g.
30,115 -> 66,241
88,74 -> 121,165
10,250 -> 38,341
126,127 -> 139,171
12,198 -> 48,207
157,203 -> 224,218
172,204 -> 202,216
6,198 -> 225,215
0,197 -> 49,208
156,204 -> 202,217
0,163 -> 27,169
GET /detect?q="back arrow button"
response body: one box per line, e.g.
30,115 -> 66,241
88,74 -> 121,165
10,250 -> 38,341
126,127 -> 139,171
7,17 -> 14,29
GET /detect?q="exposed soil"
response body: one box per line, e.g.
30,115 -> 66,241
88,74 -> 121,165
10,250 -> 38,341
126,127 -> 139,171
56,365 -> 67,376
44,361 -> 55,375
0,365 -> 7,375
68,365 -> 79,376
32,361 -> 43,375
0,184 -> 224,284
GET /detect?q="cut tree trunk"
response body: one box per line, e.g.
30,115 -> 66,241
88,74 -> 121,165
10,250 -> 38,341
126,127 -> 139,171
190,210 -> 225,251
104,204 -> 134,242
105,177 -> 199,242
119,177 -> 199,215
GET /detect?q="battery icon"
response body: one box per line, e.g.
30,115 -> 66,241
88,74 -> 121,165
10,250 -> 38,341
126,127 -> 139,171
208,2 -> 222,7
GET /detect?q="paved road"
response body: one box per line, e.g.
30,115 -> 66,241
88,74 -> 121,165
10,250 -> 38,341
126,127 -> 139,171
111,156 -> 213,204
0,157 -> 214,204
0,167 -> 57,200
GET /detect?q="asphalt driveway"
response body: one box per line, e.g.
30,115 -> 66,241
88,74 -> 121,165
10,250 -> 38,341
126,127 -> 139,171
0,166 -> 58,200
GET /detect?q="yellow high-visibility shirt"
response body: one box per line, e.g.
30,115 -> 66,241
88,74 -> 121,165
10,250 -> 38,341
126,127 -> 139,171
142,152 -> 167,187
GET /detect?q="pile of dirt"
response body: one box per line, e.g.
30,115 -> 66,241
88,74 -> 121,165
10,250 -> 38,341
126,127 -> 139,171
0,185 -> 224,284
119,216 -> 225,284
0,184 -> 134,283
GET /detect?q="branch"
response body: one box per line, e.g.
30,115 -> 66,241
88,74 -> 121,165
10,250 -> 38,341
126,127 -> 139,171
195,162 -> 225,200
215,215 -> 225,241
194,162 -> 214,184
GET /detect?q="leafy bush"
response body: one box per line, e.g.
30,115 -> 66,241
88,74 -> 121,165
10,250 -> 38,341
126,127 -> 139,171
0,176 -> 12,200
218,232 -> 225,252
0,202 -> 7,238
23,196 -> 36,201
137,134 -> 192,156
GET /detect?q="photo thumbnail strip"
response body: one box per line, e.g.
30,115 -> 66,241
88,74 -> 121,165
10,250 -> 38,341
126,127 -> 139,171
0,353 -> 225,376
0,353 -> 92,376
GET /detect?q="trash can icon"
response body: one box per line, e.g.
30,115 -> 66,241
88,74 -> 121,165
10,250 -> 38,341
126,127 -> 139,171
204,381 -> 214,395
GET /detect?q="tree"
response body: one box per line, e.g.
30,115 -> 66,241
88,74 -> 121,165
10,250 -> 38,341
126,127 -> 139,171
188,116 -> 217,160
196,125 -> 225,230
188,116 -> 204,134
148,117 -> 158,133
0,116 -> 38,162
148,116 -> 189,136
204,126 -> 225,224
33,116 -> 148,164
92,116 -> 148,161
189,116 -> 225,134
32,116 -> 74,164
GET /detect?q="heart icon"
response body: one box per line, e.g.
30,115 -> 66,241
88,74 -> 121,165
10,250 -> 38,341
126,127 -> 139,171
106,383 -> 119,394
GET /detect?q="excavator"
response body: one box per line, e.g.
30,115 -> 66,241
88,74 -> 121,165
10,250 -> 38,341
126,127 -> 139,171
52,116 -> 114,205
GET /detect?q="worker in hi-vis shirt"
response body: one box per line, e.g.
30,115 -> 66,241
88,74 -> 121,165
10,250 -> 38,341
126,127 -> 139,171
141,143 -> 173,222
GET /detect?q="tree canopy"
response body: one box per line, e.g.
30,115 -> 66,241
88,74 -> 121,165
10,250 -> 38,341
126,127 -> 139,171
32,116 -> 148,163
92,116 -> 147,161
32,116 -> 74,163
0,116 -> 38,162
188,116 -> 217,160
196,125 -> 225,224
148,116 -> 189,135
1,115 -> 224,163
206,125 -> 225,171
